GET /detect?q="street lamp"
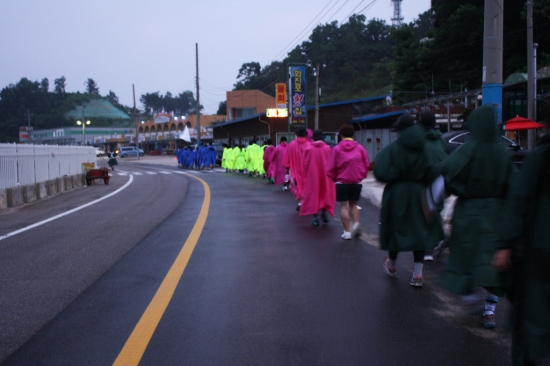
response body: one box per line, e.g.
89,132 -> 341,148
77,119 -> 91,145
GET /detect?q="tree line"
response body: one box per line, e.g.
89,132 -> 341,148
233,0 -> 550,105
0,77 -> 201,142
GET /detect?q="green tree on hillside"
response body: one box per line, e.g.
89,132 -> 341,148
85,78 -> 99,95
54,76 -> 66,97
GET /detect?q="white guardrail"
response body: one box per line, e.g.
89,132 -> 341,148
0,144 -> 96,190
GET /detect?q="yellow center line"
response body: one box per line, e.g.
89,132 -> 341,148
113,174 -> 210,366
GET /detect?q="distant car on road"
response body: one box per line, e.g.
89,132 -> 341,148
95,147 -> 105,157
116,146 -> 144,158
442,130 -> 528,165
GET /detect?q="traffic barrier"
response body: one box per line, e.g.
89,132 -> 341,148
0,143 -> 96,190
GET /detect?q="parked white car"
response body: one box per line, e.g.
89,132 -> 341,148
95,147 -> 105,157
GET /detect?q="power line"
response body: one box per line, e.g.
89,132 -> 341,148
270,0 -> 341,62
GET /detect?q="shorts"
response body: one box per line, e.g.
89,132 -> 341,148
336,183 -> 362,202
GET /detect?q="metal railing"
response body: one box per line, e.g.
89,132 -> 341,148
0,144 -> 96,189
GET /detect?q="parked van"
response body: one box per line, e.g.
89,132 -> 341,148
116,146 -> 144,157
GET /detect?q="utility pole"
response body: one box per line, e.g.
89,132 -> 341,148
482,0 -> 504,125
527,0 -> 536,149
133,84 -> 140,160
314,63 -> 320,130
196,43 -> 201,147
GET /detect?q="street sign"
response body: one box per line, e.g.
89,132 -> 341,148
266,108 -> 288,118
275,83 -> 287,109
289,66 -> 306,125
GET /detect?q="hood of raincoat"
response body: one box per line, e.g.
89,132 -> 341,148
310,140 -> 328,149
425,129 -> 443,141
338,139 -> 362,152
398,124 -> 426,151
468,104 -> 499,143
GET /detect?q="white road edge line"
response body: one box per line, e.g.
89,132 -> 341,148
0,175 -> 134,242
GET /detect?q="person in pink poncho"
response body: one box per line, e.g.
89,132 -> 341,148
271,136 -> 289,190
262,139 -> 276,184
326,124 -> 370,240
300,129 -> 336,226
283,127 -> 311,210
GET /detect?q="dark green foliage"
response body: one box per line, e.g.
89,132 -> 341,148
139,90 -> 199,117
392,0 -> 550,103
85,78 -> 99,95
0,77 -> 132,142
233,16 -> 395,104
217,101 -> 227,115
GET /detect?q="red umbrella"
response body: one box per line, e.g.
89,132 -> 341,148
505,115 -> 546,131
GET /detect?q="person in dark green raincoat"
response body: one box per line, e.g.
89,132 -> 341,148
417,109 -> 448,261
374,114 -> 445,287
493,131 -> 550,365
438,104 -> 515,328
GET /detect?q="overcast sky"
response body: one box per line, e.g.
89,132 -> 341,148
1,0 -> 431,115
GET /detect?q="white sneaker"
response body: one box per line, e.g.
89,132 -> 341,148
350,222 -> 361,237
424,254 -> 433,261
341,231 -> 352,240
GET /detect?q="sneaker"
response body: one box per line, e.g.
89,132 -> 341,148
410,276 -> 423,287
341,231 -> 352,240
283,185 -> 287,191
296,203 -> 301,212
350,222 -> 361,237
311,218 -> 320,226
382,257 -> 397,277
432,240 -> 448,258
424,254 -> 433,261
320,210 -> 329,224
479,313 -> 496,329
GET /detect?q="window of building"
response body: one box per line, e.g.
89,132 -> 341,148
233,108 -> 256,119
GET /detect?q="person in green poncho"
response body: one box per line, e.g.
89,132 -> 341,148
493,129 -> 550,365
221,143 -> 230,172
374,114 -> 445,288
234,145 -> 247,174
246,139 -> 260,176
417,109 -> 449,261
438,104 -> 515,329
231,145 -> 241,172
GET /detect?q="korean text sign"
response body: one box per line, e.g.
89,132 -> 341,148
289,66 -> 306,125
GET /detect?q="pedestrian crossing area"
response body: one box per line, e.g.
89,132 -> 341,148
115,168 -> 224,177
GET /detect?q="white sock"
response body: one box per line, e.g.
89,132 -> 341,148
413,263 -> 423,277
462,293 -> 482,305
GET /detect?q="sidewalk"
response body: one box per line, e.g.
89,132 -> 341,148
361,171 -> 384,208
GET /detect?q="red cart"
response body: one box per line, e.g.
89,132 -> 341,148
86,167 -> 110,185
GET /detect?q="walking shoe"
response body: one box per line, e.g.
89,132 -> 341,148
350,222 -> 361,238
296,203 -> 301,212
424,254 -> 433,261
382,257 -> 397,277
320,210 -> 329,224
432,240 -> 448,258
410,276 -> 423,287
479,312 -> 496,329
341,231 -> 352,240
311,218 -> 320,226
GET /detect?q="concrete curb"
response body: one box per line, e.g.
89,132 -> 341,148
0,173 -> 85,211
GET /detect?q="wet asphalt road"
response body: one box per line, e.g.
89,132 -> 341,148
1,160 -> 512,365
